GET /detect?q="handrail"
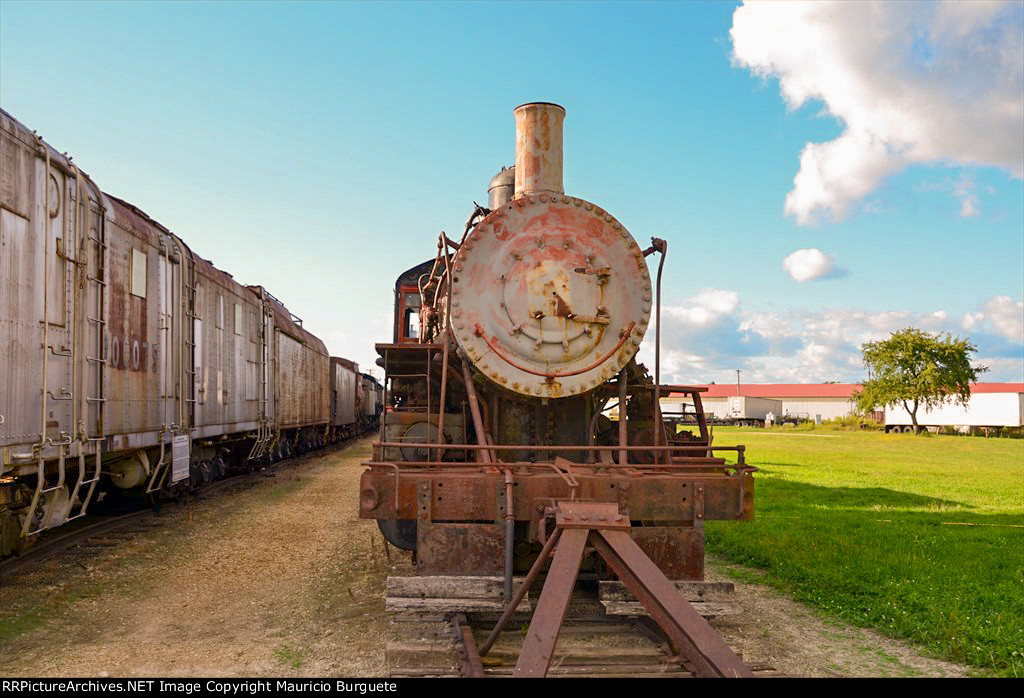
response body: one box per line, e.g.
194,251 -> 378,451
373,440 -> 749,467
364,460 -> 757,475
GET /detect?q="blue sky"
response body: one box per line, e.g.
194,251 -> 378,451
2,1 -> 1021,383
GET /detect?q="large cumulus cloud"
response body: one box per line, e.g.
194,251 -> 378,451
731,1 -> 1024,224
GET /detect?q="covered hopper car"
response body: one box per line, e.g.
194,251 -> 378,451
0,109 -> 376,555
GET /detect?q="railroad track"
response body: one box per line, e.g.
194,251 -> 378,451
384,576 -> 783,678
0,442 -> 350,582
0,509 -> 158,581
0,477 -> 261,583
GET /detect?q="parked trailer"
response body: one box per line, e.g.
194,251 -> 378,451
719,396 -> 783,426
885,391 -> 1024,433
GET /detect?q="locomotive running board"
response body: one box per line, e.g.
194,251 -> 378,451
478,501 -> 753,678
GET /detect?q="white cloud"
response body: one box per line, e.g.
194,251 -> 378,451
961,311 -> 983,331
648,291 -> 1022,384
664,288 -> 739,326
782,247 -> 845,282
730,1 -> 1024,224
799,342 -> 833,367
954,177 -> 980,217
977,296 -> 1024,342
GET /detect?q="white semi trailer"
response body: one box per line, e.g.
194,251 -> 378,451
725,396 -> 784,426
884,391 -> 1024,433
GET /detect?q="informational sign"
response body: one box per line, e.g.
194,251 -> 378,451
171,434 -> 190,484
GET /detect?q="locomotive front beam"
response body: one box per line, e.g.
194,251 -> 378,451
360,467 -> 754,522
359,460 -> 754,578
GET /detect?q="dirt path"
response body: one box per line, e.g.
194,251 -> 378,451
0,440 -> 968,677
0,439 -> 410,677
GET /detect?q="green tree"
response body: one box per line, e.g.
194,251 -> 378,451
856,328 -> 987,433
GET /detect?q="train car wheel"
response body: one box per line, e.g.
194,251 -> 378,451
211,456 -> 226,480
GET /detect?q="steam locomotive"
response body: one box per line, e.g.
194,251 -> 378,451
360,102 -> 754,589
0,109 -> 381,556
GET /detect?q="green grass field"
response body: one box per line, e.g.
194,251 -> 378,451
702,427 -> 1024,677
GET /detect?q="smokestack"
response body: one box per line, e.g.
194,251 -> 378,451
513,102 -> 565,198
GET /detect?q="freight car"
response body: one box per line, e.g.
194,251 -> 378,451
361,371 -> 384,427
329,360 -> 383,440
0,109 -> 372,556
360,103 -> 756,677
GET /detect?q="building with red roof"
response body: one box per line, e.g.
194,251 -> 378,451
664,383 -> 1024,423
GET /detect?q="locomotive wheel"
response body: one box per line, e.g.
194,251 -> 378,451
378,519 -> 417,551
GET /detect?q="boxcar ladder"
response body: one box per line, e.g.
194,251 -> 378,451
22,164 -> 105,535
66,169 -> 106,522
248,290 -> 273,461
